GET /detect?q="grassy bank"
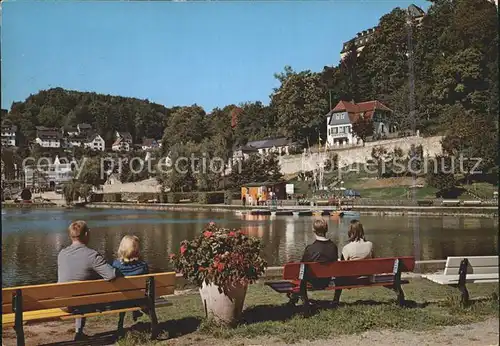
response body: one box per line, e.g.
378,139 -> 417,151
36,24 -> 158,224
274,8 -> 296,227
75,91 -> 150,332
4,279 -> 497,345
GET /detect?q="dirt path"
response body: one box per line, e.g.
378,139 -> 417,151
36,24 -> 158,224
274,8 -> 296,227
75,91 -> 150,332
3,318 -> 498,346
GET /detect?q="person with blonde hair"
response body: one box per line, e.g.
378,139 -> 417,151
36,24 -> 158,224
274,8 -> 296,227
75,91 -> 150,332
341,220 -> 374,260
58,220 -> 116,341
112,235 -> 149,331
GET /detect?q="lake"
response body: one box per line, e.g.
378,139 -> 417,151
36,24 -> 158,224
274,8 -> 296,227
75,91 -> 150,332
1,208 -> 498,287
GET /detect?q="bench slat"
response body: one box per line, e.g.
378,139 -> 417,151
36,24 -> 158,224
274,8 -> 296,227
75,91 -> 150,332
443,266 -> 498,275
2,272 -> 176,306
283,257 -> 415,280
2,285 -> 174,314
423,273 -> 499,285
444,256 -> 498,269
2,306 -> 143,327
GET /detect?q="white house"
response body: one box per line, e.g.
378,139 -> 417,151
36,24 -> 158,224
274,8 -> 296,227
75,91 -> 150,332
231,137 -> 293,166
24,155 -> 76,189
112,137 -> 130,152
35,127 -> 61,148
1,124 -> 17,147
326,100 -> 394,147
84,134 -> 105,151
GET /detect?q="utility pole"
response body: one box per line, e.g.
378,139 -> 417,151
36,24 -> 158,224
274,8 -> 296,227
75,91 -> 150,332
407,6 -> 420,271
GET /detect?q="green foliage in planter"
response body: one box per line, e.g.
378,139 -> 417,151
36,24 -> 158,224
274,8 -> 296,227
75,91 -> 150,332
170,222 -> 267,293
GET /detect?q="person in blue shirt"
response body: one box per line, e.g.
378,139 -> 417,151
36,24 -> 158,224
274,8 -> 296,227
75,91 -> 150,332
112,235 -> 149,334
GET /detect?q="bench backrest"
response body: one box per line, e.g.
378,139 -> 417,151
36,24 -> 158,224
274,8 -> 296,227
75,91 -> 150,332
2,272 -> 176,314
443,256 -> 498,275
283,257 -> 415,280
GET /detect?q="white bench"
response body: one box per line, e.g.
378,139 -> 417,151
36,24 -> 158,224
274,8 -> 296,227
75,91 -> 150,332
441,199 -> 461,206
422,256 -> 499,306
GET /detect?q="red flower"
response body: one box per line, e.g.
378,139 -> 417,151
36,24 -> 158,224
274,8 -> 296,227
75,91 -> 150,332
203,231 -> 213,238
169,253 -> 176,260
217,263 -> 225,272
180,245 -> 187,254
228,231 -> 236,237
209,221 -> 216,226
199,266 -> 206,272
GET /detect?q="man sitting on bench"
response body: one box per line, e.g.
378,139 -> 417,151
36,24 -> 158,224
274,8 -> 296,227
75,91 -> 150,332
58,220 -> 117,341
300,219 -> 339,290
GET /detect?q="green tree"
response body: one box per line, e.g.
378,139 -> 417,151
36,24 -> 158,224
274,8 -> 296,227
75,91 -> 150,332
426,155 -> 457,198
271,67 -> 328,145
351,116 -> 374,146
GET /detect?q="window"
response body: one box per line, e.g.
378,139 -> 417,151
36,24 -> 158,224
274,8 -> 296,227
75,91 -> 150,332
333,127 -> 338,134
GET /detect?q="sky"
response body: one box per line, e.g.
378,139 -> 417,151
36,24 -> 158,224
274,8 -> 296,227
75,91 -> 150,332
1,0 -> 430,112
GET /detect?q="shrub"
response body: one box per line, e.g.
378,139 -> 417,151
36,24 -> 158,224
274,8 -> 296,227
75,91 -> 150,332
198,192 -> 208,204
103,193 -> 122,202
170,222 -> 267,293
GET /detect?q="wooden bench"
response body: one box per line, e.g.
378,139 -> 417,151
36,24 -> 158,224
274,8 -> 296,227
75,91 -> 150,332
265,257 -> 415,313
2,272 -> 176,346
441,199 -> 461,206
422,256 -> 498,306
417,200 -> 434,206
461,200 -> 482,206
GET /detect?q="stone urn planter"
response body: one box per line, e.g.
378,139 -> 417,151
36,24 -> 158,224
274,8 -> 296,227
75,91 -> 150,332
170,222 -> 267,327
199,281 -> 248,325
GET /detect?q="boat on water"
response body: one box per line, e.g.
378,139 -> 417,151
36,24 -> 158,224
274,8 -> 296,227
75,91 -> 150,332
293,210 -> 313,216
270,210 -> 294,216
330,210 -> 360,218
250,209 -> 272,216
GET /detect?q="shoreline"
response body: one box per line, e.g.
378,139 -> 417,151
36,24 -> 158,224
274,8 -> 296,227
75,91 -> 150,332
84,202 -> 498,218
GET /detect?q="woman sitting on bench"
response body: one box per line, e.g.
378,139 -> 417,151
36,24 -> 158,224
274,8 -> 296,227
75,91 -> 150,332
341,220 -> 374,261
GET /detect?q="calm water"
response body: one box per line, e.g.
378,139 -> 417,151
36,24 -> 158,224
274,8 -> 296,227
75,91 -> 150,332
1,208 -> 498,287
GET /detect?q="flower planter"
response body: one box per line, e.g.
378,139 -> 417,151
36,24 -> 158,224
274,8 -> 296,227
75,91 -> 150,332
199,281 -> 248,325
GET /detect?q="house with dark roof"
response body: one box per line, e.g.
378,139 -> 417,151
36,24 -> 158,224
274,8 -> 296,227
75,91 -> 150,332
77,123 -> 92,133
340,4 -> 425,60
326,100 -> 394,147
84,133 -> 105,151
141,138 -> 160,151
112,137 -> 130,152
232,137 -> 294,164
35,126 -> 61,148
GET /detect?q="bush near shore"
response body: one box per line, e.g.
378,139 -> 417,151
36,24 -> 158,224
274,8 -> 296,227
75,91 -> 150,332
93,191 -> 238,205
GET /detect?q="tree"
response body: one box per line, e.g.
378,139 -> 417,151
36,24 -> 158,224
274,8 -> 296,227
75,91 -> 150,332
62,181 -> 80,205
351,116 -> 374,146
271,68 -> 329,145
77,157 -> 105,187
161,105 -> 207,151
20,188 -> 32,201
426,155 -> 457,198
230,153 -> 282,188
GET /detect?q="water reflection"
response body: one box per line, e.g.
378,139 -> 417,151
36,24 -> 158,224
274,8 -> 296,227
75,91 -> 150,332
2,209 -> 498,287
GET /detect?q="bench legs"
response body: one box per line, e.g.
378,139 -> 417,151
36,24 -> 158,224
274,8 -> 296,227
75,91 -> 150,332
146,277 -> 159,340
451,284 -> 470,307
13,289 -> 25,346
457,258 -> 470,307
385,284 -> 405,307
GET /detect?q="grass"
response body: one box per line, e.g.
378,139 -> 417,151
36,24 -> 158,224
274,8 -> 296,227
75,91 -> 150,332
356,186 -> 438,200
107,279 -> 499,345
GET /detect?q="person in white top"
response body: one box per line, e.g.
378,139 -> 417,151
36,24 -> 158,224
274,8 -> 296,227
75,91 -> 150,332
341,220 -> 374,260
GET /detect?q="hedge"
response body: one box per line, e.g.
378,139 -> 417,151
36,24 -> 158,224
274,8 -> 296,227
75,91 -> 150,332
103,193 -> 122,203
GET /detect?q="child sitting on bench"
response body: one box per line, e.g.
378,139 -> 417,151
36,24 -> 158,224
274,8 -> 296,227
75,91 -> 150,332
112,235 -> 150,331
